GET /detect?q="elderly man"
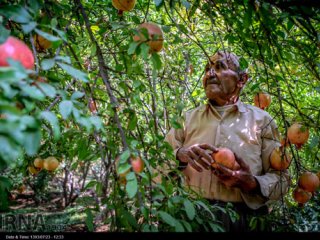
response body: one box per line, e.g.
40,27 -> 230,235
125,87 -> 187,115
165,50 -> 289,231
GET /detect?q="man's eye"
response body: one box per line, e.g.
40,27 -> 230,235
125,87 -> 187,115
216,61 -> 227,70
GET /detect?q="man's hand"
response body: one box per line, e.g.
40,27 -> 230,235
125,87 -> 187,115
176,143 -> 218,172
212,153 -> 259,193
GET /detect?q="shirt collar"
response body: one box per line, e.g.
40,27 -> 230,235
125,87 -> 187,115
207,99 -> 247,113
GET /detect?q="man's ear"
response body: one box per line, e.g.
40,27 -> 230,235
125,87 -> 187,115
237,73 -> 249,88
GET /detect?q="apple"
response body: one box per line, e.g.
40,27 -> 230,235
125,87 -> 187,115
0,36 -> 34,69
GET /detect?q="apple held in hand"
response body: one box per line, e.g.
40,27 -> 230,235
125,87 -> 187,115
211,147 -> 240,170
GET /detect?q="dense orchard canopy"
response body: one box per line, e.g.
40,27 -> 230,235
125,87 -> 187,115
0,0 -> 319,233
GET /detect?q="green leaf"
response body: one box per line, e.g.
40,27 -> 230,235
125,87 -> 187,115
189,0 -> 200,17
120,149 -> 131,163
21,85 -> 45,100
180,220 -> 192,232
96,182 -> 103,196
53,28 -> 67,42
59,100 -> 73,120
37,83 -> 57,98
208,222 -> 225,232
0,187 -> 9,211
51,18 -> 58,28
0,67 -> 25,83
89,116 -> 103,131
174,220 -> 185,232
57,62 -> 89,82
41,59 -> 55,70
158,211 -> 176,227
0,177 -> 12,211
0,136 -> 21,162
76,196 -> 97,206
195,200 -> 219,217
177,24 -> 189,34
55,56 -> 71,64
35,29 -> 60,42
128,113 -> 137,130
140,43 -> 150,61
77,117 -> 92,132
183,199 -> 196,220
85,209 -> 94,232
182,0 -> 191,9
122,210 -> 138,229
117,162 -> 131,175
128,41 -> 139,55
90,44 -> 97,57
0,25 -> 10,44
84,180 -> 97,190
0,83 -> 18,99
28,0 -> 41,12
40,111 -> 60,140
21,21 -> 37,34
72,107 -> 80,119
170,119 -> 182,129
151,53 -> 162,70
132,80 -> 142,88
23,130 -> 41,156
309,136 -> 319,149
0,176 -> 12,190
126,173 -> 138,198
71,91 -> 85,100
20,115 -> 38,129
7,58 -> 28,73
126,171 -> 136,181
239,57 -> 248,70
243,5 -> 253,28
115,64 -> 124,71
0,5 -> 32,24
110,22 -> 127,30
154,0 -> 164,7
131,16 -> 141,24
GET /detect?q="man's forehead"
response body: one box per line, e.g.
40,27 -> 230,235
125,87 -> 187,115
208,51 -> 240,71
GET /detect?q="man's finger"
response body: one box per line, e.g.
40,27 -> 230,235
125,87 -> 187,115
196,157 -> 211,170
188,149 -> 210,170
215,163 -> 234,177
188,149 -> 199,161
197,143 -> 218,153
191,146 -> 213,165
187,157 -> 203,172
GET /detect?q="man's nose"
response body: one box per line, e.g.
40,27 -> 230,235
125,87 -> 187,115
207,68 -> 216,77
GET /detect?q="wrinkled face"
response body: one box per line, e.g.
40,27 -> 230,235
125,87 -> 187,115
202,53 -> 243,105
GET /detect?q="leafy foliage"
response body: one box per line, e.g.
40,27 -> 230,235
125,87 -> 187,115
0,0 -> 319,232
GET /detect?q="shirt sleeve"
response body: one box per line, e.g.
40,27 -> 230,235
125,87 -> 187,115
254,117 -> 290,201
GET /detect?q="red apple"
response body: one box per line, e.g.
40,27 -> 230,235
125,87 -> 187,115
0,36 -> 34,69
130,156 -> 144,173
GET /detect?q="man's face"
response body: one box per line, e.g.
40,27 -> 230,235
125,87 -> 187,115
202,54 -> 243,105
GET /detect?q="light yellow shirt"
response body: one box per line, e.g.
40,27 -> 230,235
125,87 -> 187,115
165,100 -> 290,209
